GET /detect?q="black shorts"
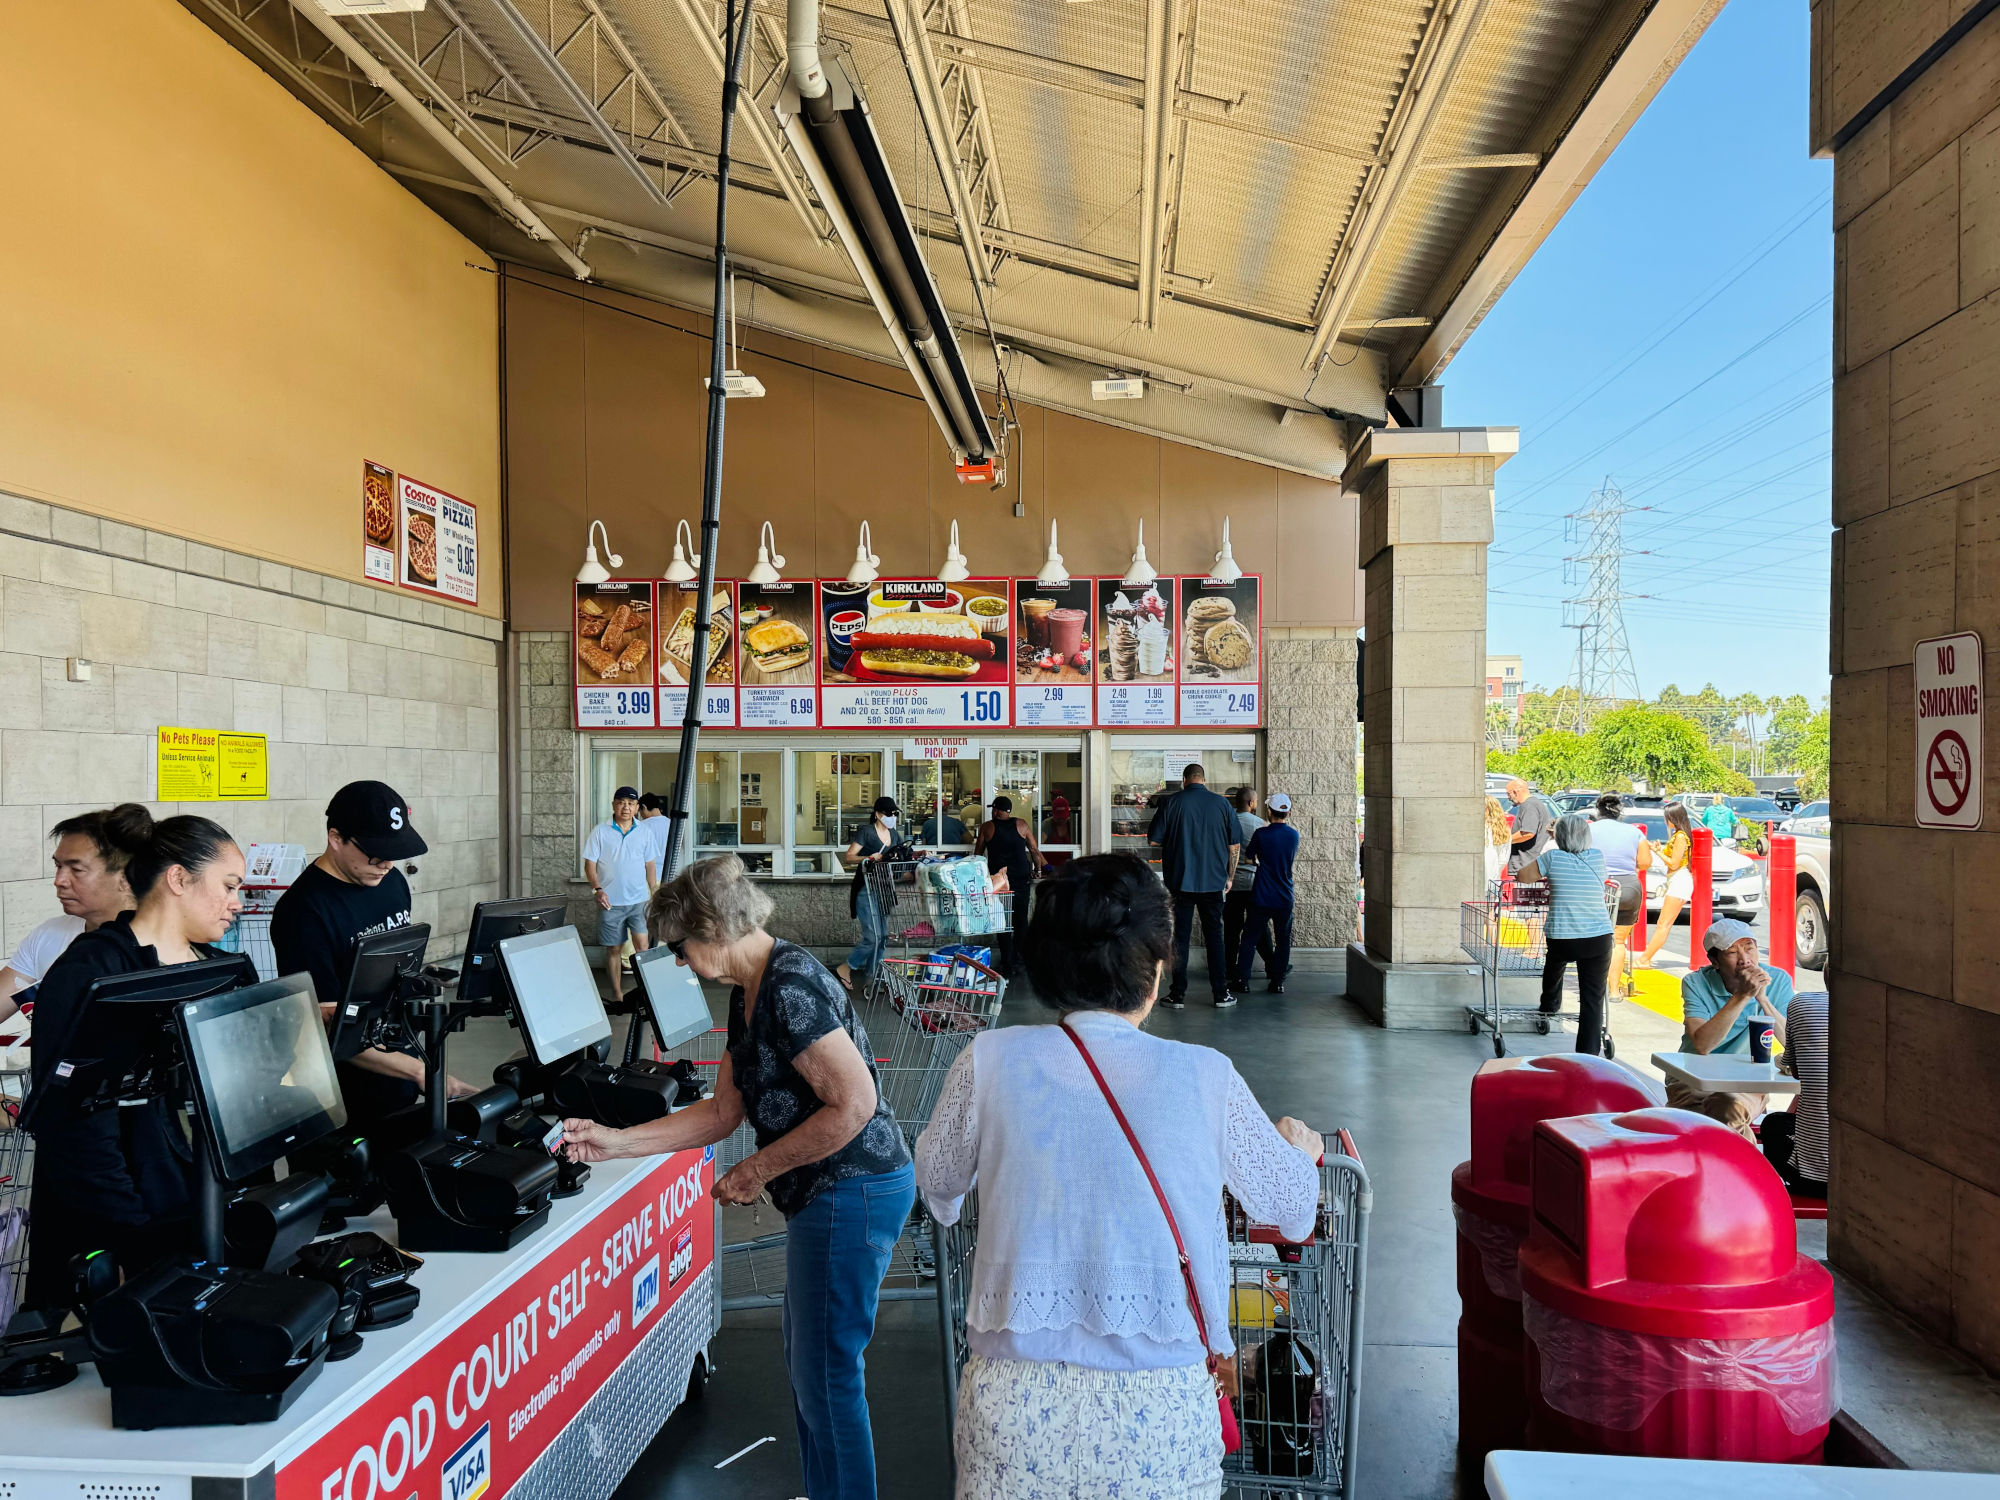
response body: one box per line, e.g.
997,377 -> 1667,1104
1612,874 -> 1641,926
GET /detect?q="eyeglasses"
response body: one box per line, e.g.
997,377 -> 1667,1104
666,938 -> 688,962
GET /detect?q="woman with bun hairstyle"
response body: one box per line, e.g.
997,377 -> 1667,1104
0,804 -> 150,1027
24,812 -> 253,1307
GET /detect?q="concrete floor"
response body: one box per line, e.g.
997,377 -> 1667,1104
443,928 -> 1998,1500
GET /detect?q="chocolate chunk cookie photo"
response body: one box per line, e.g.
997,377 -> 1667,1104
1180,576 -> 1260,682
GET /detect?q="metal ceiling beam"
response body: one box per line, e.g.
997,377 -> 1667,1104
935,0 -> 1014,239
1400,0 -> 1726,383
1303,0 -> 1493,370
662,0 -> 826,242
1135,0 -> 1180,326
284,0 -> 590,277
349,14 -> 518,171
575,0 -> 700,155
884,0 -> 997,289
1421,152 -> 1542,170
487,0 -> 676,208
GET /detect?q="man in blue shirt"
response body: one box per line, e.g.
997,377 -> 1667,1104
1236,793 -> 1301,994
1674,917 -> 1794,1137
1148,763 -> 1241,1008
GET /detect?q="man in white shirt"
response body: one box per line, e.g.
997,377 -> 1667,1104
583,785 -> 659,997
0,807 -> 143,1029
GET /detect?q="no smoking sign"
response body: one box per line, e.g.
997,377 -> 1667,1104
1916,632 -> 1983,829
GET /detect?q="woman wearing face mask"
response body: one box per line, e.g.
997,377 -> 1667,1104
563,857 -> 912,1500
0,805 -> 149,1027
24,813 -> 254,1307
835,795 -> 902,994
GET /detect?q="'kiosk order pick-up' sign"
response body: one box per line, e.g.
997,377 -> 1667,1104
1916,631 -> 1983,829
277,1151 -> 713,1500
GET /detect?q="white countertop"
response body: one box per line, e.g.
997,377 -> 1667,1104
1652,1050 -> 1801,1097
0,1152 -> 681,1477
1488,1451 -> 2000,1497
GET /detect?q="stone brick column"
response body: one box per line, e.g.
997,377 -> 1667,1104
1343,427 -> 1517,1026
1265,627 -> 1359,949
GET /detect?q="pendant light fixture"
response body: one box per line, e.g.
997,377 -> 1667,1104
575,520 -> 621,584
1122,518 -> 1157,588
937,519 -> 971,583
845,520 -> 881,586
1210,516 -> 1243,584
1036,520 -> 1069,586
746,520 -> 787,584
664,519 -> 701,583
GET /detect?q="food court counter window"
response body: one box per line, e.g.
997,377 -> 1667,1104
1104,738 -> 1260,868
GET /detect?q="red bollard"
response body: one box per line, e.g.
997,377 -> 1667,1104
1631,866 -> 1648,955
1689,827 -> 1714,970
1767,833 -> 1796,979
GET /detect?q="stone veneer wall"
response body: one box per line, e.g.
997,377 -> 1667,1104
1816,1 -> 2000,1373
1265,628 -> 1360,950
0,491 -> 503,963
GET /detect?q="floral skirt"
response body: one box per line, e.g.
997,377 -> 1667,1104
953,1354 -> 1223,1499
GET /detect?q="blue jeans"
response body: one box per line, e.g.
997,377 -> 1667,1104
846,887 -> 887,975
1237,900 -> 1294,984
782,1162 -> 916,1499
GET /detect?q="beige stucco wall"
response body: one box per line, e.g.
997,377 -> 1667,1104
0,0 -> 502,619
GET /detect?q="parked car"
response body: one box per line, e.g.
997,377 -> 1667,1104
1723,796 -> 1787,825
1550,789 -> 1600,815
1615,809 -> 1766,919
1793,833 -> 1831,971
1780,800 -> 1830,837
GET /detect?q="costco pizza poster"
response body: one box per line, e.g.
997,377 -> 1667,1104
398,475 -> 479,606
276,1152 -> 713,1500
362,461 -> 397,584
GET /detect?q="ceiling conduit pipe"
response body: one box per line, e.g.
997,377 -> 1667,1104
784,0 -> 992,461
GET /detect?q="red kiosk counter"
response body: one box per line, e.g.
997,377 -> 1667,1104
0,1149 -> 718,1500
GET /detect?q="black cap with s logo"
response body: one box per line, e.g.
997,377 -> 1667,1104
325,780 -> 429,861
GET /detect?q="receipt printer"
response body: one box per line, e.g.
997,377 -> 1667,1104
381,1132 -> 560,1253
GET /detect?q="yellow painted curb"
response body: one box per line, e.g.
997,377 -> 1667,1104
1626,968 -> 1683,1023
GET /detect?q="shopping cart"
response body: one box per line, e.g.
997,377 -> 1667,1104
932,1132 -> 1372,1499
1461,881 -> 1621,1058
862,859 -> 1012,1005
0,1060 -> 34,1338
214,880 -> 289,981
663,954 -> 1007,1313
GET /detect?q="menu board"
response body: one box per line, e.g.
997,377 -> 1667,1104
820,578 -> 1012,729
1096,579 -> 1178,726
1014,577 -> 1096,727
361,461 -> 397,583
737,582 -> 818,729
1178,576 -> 1263,726
398,475 -> 478,605
574,581 -> 659,728
659,581 -> 736,726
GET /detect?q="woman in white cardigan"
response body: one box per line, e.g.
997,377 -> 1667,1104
915,852 -> 1325,1498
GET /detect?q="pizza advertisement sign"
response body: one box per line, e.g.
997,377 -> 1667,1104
1178,575 -> 1263,726
362,460 -> 397,583
575,581 -> 659,729
398,475 -> 479,605
1916,631 -> 1982,829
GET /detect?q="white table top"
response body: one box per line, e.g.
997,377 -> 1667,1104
0,1151 -> 679,1477
1652,1050 -> 1801,1097
1488,1450 -> 2000,1497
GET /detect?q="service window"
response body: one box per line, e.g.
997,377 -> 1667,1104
898,755 -> 981,850
794,750 -> 886,875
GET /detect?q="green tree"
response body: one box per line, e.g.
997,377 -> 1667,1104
1486,747 -> 1515,773
1792,708 -> 1831,798
1591,704 -> 1736,791
1765,694 -> 1818,770
1513,730 -> 1599,791
1515,686 -> 1583,741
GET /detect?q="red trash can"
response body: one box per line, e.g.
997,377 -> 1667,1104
1453,1056 -> 1662,1471
1518,1108 -> 1837,1462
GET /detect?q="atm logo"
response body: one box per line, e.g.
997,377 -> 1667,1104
442,1422 -> 491,1500
632,1253 -> 661,1326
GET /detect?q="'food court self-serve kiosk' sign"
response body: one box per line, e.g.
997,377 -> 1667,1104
277,1150 -> 714,1500
1916,631 -> 1983,829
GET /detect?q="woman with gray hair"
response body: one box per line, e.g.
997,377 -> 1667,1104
562,855 -> 913,1499
1521,811 -> 1616,1055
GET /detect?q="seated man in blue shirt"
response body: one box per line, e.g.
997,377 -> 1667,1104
1673,916 -> 1794,1138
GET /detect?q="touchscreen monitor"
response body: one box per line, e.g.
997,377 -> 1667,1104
496,926 -> 611,1065
180,973 -> 347,1183
631,946 -> 715,1051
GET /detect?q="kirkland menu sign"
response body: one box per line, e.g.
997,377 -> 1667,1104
573,576 -> 1263,730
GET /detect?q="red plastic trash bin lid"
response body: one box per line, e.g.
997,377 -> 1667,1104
1454,1055 -> 1665,1227
1519,1108 -> 1834,1340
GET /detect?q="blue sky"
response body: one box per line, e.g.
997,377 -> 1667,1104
1448,0 -> 1833,701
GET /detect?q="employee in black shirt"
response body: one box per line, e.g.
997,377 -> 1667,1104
26,813 -> 255,1306
270,780 -> 470,1130
1147,762 -> 1242,1008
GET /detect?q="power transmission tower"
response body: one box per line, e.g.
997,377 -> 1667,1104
1555,478 -> 1645,730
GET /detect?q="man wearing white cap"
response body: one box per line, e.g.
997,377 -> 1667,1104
1236,792 -> 1300,995
1673,917 -> 1794,1136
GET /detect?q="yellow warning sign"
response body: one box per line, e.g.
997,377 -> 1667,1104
156,727 -> 268,802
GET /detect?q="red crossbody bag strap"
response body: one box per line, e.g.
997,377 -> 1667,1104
1061,1022 -> 1242,1454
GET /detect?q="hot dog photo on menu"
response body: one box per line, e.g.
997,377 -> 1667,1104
821,579 -> 1011,685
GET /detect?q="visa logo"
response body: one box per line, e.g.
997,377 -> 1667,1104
632,1253 -> 661,1326
442,1422 -> 491,1500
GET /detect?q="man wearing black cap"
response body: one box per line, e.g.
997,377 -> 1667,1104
272,780 -> 469,1125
